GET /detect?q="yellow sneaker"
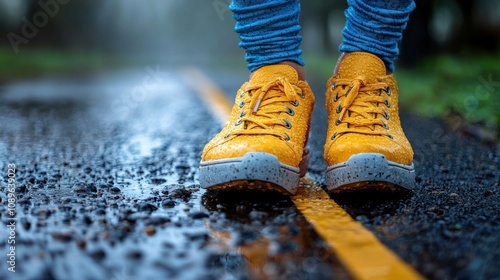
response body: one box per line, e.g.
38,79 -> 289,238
324,52 -> 415,191
200,64 -> 315,194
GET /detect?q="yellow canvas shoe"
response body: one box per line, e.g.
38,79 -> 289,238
200,64 -> 315,194
324,52 -> 415,191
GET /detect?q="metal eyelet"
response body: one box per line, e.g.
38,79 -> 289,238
239,100 -> 245,108
240,90 -> 245,97
331,82 -> 336,90
387,133 -> 394,139
345,86 -> 353,97
239,111 -> 245,118
333,94 -> 339,102
335,119 -> 341,126
284,133 -> 290,141
383,122 -> 389,129
384,99 -> 391,108
285,106 -> 295,116
300,90 -> 306,99
386,87 -> 391,96
383,109 -> 390,120
235,119 -> 242,126
224,134 -> 231,139
336,104 -> 342,113
283,119 -> 292,129
292,100 -> 299,107
331,132 -> 337,140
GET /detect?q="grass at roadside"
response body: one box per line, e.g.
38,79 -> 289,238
304,53 -> 500,136
0,46 -> 122,79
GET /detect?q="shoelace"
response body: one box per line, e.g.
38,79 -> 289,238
230,77 -> 304,140
331,76 -> 392,139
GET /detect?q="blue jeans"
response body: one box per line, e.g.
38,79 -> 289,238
230,0 -> 415,72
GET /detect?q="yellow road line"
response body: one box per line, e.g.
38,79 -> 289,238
181,67 -> 232,124
183,67 -> 425,280
294,178 -> 424,280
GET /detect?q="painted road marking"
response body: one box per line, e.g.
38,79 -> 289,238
294,178 -> 423,280
181,67 -> 232,124
182,67 -> 425,280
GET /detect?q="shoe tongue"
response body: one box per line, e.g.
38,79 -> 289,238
336,52 -> 386,82
250,64 -> 299,84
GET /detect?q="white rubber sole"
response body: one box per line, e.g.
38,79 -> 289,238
199,152 -> 303,194
326,153 -> 415,191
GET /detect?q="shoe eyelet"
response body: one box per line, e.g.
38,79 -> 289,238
239,111 -> 245,118
283,119 -> 292,129
285,106 -> 295,116
384,99 -> 391,108
383,122 -> 389,129
383,110 -> 390,120
240,90 -> 245,97
331,132 -> 337,140
333,94 -> 339,102
291,100 -> 299,107
331,82 -> 336,91
335,119 -> 341,126
284,133 -> 290,141
235,119 -> 242,126
239,100 -> 245,108
345,86 -> 353,97
387,133 -> 394,139
336,104 -> 342,113
300,90 -> 306,99
386,87 -> 391,96
224,134 -> 231,139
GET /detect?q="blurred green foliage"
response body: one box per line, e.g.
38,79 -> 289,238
0,47 -> 119,78
396,54 -> 500,130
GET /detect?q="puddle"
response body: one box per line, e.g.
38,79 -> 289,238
123,135 -> 163,158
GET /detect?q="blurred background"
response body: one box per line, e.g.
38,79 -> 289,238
0,0 -> 499,138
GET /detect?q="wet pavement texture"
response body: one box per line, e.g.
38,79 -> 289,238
0,66 -> 499,280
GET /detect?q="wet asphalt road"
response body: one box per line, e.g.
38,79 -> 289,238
0,66 -> 499,280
